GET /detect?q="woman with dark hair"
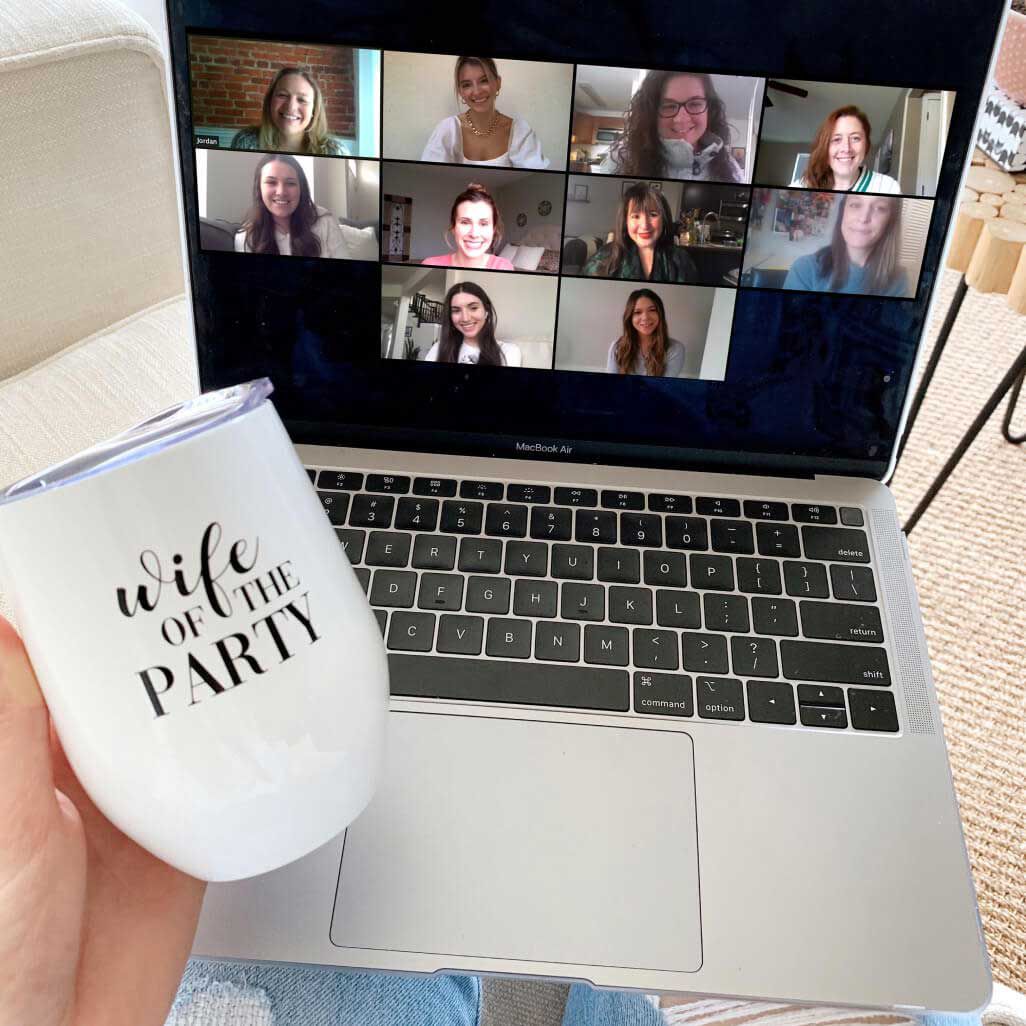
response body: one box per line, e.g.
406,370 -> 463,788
234,154 -> 346,258
782,194 -> 908,296
231,66 -> 347,156
599,71 -> 744,182
606,289 -> 686,377
583,182 -> 697,283
420,56 -> 549,168
425,282 -> 522,366
790,106 -> 899,193
422,183 -> 515,270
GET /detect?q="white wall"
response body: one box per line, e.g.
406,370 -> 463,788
383,52 -> 573,170
554,279 -> 731,380
347,161 -> 381,223
564,176 -> 684,241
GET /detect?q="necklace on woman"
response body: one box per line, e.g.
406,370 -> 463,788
462,109 -> 500,137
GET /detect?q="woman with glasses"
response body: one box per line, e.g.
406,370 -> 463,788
599,71 -> 744,183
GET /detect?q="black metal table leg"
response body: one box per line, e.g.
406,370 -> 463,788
1000,362 -> 1025,444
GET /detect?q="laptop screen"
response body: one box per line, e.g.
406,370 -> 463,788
167,0 -> 1004,480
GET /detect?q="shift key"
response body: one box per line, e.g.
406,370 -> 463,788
800,601 -> 884,643
801,526 -> 870,563
781,640 -> 890,686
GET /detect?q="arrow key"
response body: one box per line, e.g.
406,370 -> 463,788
848,688 -> 899,732
799,705 -> 848,729
797,684 -> 844,707
746,681 -> 796,724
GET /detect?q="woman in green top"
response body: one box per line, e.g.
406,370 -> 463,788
582,182 -> 696,284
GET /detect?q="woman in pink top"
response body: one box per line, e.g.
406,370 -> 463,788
422,182 -> 515,270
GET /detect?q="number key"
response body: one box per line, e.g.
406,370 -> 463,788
349,494 -> 395,528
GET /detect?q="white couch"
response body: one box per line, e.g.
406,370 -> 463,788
0,0 -> 198,619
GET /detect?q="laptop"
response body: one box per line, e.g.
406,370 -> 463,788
165,0 -> 1004,1013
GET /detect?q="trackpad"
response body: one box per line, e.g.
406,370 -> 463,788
330,712 -> 702,972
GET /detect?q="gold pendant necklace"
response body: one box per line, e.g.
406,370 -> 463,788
463,110 -> 500,138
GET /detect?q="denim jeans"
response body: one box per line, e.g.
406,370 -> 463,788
168,960 -> 983,1026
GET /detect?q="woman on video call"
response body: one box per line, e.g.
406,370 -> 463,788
425,282 -> 523,366
600,71 -> 744,183
583,182 -> 697,284
783,193 -> 908,296
606,288 -> 686,377
422,183 -> 516,270
420,57 -> 549,169
231,66 -> 348,156
790,106 -> 899,193
234,154 -> 347,258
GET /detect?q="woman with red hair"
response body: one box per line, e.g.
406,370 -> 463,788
791,106 -> 899,193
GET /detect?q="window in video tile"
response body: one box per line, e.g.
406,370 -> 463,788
188,35 -> 380,157
740,188 -> 933,298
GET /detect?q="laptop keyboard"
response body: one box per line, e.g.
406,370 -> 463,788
309,467 -> 899,734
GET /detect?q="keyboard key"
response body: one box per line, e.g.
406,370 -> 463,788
583,624 -> 629,666
797,684 -> 844,707
634,672 -> 693,716
366,474 -> 410,494
354,567 -> 370,593
513,579 -> 558,618
306,467 -> 316,482
730,636 -> 778,677
336,528 -> 366,563
608,587 -> 653,625
436,614 -> 484,655
386,611 -> 435,652
780,640 -> 890,685
710,519 -> 754,554
388,654 -> 629,711
534,621 -> 581,662
554,487 -> 598,507
783,561 -> 829,598
440,500 -> 483,534
374,609 -> 387,636
840,507 -> 865,527
365,531 -> 412,567
746,681 -> 795,724
848,688 -> 899,732
801,526 -> 870,563
350,494 -> 395,528
413,476 -> 457,497
620,513 -> 662,547
465,576 -> 510,614
655,589 -> 701,628
575,510 -> 617,544
561,582 -> 605,621
507,483 -> 551,504
736,557 -> 782,594
461,480 -> 503,501
598,548 -> 641,583
648,492 -> 692,514
504,540 -> 548,577
799,705 -> 848,729
485,503 -> 528,538
792,503 -> 837,525
317,470 -> 362,490
486,618 -> 532,659
412,534 -> 456,570
743,500 -> 789,521
395,497 -> 439,531
417,572 -> 464,611
800,601 -> 884,643
370,569 -> 416,607
601,489 -> 644,510
530,506 -> 572,541
751,597 -> 799,637
697,677 -> 745,720
551,544 -> 594,580
633,629 -> 679,670
830,565 -> 877,602
458,538 -> 502,573
756,523 -> 801,557
696,497 -> 741,517
682,633 -> 729,674
665,516 -> 709,550
318,490 -> 349,525
643,550 -> 687,588
703,593 -> 750,632
689,554 -> 734,591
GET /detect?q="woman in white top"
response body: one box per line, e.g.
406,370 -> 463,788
234,154 -> 346,258
425,282 -> 522,366
420,56 -> 549,169
789,106 -> 900,194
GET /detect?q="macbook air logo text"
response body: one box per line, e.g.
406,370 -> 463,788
515,442 -> 575,455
